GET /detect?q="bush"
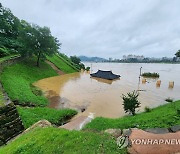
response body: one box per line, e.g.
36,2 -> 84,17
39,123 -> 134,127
85,67 -> 90,71
122,91 -> 141,116
144,106 -> 151,112
141,72 -> 159,78
79,63 -> 85,69
165,97 -> 174,103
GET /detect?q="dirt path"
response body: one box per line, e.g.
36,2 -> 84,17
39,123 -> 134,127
46,60 -> 65,75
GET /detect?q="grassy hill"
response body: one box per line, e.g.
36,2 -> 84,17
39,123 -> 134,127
0,127 -> 126,154
47,54 -> 79,73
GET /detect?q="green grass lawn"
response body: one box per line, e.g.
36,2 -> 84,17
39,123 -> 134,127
57,53 -> 80,71
0,58 -> 57,106
17,106 -> 77,129
47,54 -> 78,73
0,127 -> 127,154
0,89 -> 5,107
85,100 -> 180,131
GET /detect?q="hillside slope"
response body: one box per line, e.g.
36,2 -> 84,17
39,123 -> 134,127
47,54 -> 79,73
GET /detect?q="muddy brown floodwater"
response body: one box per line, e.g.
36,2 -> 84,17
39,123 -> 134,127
34,63 -> 180,118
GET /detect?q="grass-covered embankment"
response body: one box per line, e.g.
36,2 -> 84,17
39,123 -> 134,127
47,54 -> 78,73
17,107 -> 77,129
85,100 -> 180,131
0,127 -> 126,154
0,89 -> 5,107
0,58 -> 57,106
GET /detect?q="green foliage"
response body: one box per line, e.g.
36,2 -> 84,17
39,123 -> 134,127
165,97 -> 174,103
0,89 -> 5,107
69,55 -> 86,70
18,21 -> 61,66
122,91 -> 141,115
47,54 -> 77,73
85,100 -> 180,131
79,63 -> 85,69
0,58 -> 57,106
175,50 -> 180,58
85,66 -> 90,71
144,106 -> 151,112
0,127 -> 127,154
0,5 -> 21,57
0,54 -> 20,63
56,53 -> 80,71
141,72 -> 160,78
70,56 -> 81,65
17,107 -> 77,128
0,4 -> 60,65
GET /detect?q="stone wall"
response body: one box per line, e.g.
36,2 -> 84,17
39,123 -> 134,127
0,103 -> 24,146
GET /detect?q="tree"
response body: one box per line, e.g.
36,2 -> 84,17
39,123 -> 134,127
175,50 -> 180,58
70,56 -> 81,65
0,4 -> 21,57
122,91 -> 141,116
18,21 -> 60,66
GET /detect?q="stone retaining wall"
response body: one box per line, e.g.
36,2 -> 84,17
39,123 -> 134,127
0,103 -> 24,146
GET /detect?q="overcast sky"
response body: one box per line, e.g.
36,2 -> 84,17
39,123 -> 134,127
1,0 -> 180,58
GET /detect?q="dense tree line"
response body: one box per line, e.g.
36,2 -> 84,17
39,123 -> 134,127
0,3 -> 60,66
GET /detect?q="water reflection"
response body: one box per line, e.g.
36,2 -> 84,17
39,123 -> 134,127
90,77 -> 120,85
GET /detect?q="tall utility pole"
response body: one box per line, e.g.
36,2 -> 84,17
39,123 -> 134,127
139,67 -> 142,77
91,63 -> 92,73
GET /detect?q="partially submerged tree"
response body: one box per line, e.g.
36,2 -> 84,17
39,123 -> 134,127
122,91 -> 141,116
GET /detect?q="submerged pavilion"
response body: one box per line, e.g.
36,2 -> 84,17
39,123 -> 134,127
90,70 -> 120,80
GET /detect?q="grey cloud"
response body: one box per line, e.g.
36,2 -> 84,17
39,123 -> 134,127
1,0 -> 180,58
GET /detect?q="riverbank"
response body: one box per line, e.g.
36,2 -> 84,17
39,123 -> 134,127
84,100 -> 180,131
0,58 -> 57,106
0,55 -> 79,137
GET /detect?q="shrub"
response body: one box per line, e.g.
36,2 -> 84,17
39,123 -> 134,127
85,67 -> 90,71
144,106 -> 151,112
165,97 -> 174,103
122,91 -> 141,116
141,72 -> 159,78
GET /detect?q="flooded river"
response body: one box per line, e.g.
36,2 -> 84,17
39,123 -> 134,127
34,63 -> 180,118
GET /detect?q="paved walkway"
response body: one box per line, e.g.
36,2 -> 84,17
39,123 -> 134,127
128,129 -> 180,154
60,113 -> 94,130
